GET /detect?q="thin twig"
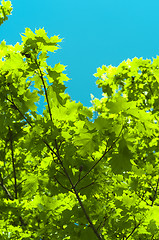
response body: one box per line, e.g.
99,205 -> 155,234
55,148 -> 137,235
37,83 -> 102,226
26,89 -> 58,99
78,126 -> 124,185
78,181 -> 95,192
42,139 -> 58,157
56,169 -> 66,177
125,222 -> 141,239
34,58 -> 53,122
6,97 -> 33,127
54,176 -> 72,192
97,215 -> 109,231
151,177 -> 159,206
0,173 -> 14,200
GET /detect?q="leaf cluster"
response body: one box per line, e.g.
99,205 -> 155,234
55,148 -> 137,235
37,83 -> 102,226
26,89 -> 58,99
0,0 -> 12,26
1,1 -> 159,240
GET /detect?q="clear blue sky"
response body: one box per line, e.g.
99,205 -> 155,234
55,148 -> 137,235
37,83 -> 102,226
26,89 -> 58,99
1,0 -> 159,107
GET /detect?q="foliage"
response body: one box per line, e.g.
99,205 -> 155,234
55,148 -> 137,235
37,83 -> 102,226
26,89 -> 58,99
1,1 -> 159,239
0,0 -> 12,26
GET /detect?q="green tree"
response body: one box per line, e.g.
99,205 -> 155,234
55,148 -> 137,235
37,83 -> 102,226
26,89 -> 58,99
1,1 -> 159,239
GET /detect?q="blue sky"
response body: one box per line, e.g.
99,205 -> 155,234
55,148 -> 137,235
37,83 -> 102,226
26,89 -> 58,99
1,0 -> 159,107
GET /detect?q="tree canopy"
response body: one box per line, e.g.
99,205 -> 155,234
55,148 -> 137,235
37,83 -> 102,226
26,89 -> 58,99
1,1 -> 159,239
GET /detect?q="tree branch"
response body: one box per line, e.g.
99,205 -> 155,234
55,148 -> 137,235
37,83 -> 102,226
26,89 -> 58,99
54,175 -> 72,192
78,181 -> 95,193
77,126 -> 124,185
34,57 -> 53,122
74,187 -> 104,240
6,97 -> 58,158
125,222 -> 141,240
0,173 -> 14,200
54,140 -> 104,240
9,127 -> 18,199
151,177 -> 159,206
6,97 -> 33,127
97,214 -> 109,231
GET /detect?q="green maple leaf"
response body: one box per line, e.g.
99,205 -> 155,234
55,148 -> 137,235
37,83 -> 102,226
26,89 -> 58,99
109,138 -> 132,173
